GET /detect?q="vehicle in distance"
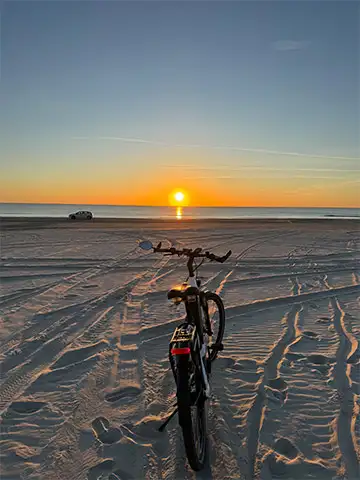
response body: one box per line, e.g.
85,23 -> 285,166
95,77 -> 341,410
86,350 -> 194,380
68,211 -> 93,220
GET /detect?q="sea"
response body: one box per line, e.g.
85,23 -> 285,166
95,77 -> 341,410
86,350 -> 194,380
0,203 -> 359,220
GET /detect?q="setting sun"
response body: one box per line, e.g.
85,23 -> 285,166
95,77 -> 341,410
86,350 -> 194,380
168,189 -> 189,206
175,191 -> 184,202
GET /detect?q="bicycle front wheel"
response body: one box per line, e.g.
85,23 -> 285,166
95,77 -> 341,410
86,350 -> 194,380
204,291 -> 225,362
176,355 -> 207,471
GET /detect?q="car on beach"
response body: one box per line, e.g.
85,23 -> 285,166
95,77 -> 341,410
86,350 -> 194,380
68,210 -> 93,220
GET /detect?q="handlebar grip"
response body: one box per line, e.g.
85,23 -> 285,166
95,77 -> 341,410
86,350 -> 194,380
221,250 -> 232,262
215,250 -> 232,263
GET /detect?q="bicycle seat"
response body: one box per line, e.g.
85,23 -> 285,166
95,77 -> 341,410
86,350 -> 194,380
167,283 -> 199,300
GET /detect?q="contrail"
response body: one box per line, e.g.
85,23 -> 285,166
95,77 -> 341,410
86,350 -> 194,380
72,136 -> 359,161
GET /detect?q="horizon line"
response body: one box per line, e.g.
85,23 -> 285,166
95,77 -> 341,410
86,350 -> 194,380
1,202 -> 359,210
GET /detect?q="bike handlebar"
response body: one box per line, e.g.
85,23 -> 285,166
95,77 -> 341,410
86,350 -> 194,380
153,242 -> 232,264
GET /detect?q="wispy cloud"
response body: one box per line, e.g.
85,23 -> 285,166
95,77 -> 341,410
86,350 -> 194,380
272,40 -> 311,51
162,165 -> 360,173
182,175 -> 355,181
72,136 -> 359,161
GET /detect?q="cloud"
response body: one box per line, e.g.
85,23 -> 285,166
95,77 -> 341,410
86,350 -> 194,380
182,175 -> 354,181
162,165 -> 360,173
72,136 -> 359,161
272,40 -> 311,51
73,136 -> 168,146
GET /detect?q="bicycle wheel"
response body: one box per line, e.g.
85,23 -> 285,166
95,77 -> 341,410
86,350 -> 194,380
204,291 -> 225,362
176,354 -> 207,471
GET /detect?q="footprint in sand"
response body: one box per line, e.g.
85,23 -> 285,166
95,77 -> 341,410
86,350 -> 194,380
266,376 -> 288,406
87,459 -> 115,480
285,352 -> 304,362
9,401 -> 46,415
91,417 -> 122,445
302,331 -> 320,340
307,354 -> 333,374
268,377 -> 287,391
273,437 -> 299,460
105,386 -> 141,403
307,354 -> 330,365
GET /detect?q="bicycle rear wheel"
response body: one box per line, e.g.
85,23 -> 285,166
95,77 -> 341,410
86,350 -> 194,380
176,354 -> 207,471
204,291 -> 225,362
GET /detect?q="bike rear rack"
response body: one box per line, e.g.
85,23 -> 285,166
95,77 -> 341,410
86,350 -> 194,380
158,341 -> 224,432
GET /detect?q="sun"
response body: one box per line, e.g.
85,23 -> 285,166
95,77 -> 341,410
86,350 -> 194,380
174,191 -> 184,202
168,189 -> 189,206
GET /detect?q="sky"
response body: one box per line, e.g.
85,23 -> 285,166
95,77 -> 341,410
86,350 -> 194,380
0,0 -> 359,207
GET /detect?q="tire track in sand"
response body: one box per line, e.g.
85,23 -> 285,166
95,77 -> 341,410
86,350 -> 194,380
12,254 -> 173,480
329,297 -> 359,479
0,246 -> 169,417
89,253 -> 175,480
0,246 -> 140,354
244,302 -> 302,479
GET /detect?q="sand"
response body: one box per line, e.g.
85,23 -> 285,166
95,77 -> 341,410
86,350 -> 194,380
0,218 -> 359,480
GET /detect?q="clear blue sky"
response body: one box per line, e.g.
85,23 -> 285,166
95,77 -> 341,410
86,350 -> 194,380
1,0 -> 359,206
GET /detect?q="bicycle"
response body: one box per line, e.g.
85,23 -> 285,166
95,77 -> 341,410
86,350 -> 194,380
138,240 -> 231,471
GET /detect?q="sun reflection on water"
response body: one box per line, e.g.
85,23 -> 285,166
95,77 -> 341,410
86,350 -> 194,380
176,207 -> 182,220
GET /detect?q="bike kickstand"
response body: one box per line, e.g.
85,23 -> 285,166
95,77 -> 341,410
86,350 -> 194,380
158,405 -> 178,432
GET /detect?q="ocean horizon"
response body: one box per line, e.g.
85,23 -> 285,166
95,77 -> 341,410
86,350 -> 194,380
0,203 -> 359,220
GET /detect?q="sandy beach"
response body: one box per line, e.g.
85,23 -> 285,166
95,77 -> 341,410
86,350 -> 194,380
0,218 -> 359,480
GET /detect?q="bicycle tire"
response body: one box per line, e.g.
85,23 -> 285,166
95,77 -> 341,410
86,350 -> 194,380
176,354 -> 207,471
204,291 -> 225,362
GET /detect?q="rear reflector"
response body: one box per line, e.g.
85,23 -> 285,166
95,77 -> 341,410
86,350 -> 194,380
171,347 -> 191,355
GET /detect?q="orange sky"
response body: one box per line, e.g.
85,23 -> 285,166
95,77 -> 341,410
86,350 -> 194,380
1,167 -> 359,208
1,146 -> 359,208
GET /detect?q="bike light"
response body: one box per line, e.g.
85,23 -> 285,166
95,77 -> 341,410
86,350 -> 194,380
171,347 -> 191,355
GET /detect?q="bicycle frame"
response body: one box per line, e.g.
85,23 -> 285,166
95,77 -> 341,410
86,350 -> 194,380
138,242 -> 230,393
168,257 -> 212,398
141,240 -> 231,447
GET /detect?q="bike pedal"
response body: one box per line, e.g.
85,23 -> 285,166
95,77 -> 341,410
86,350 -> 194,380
211,342 -> 224,351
